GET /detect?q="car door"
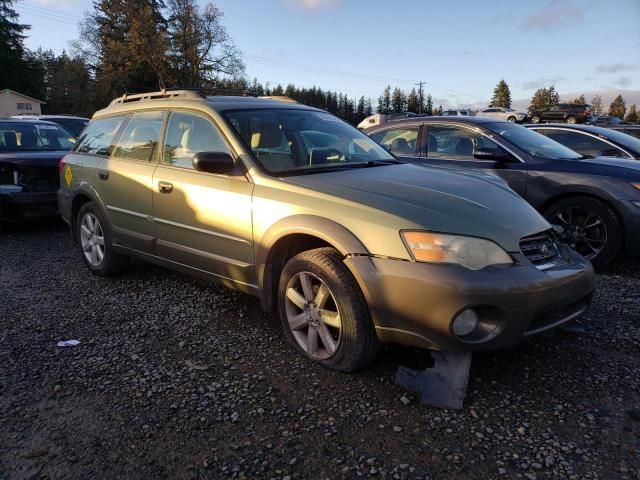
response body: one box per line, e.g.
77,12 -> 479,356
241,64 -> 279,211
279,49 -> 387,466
91,111 -> 164,253
418,123 -> 528,196
368,126 -> 420,159
535,128 -> 631,159
152,110 -> 256,290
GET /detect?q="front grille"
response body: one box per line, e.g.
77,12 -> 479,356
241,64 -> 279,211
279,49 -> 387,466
520,231 -> 563,270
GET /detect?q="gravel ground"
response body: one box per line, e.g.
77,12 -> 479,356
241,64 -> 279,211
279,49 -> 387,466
1,221 -> 639,480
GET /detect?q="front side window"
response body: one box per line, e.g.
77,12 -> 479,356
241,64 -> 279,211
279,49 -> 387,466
76,116 -> 128,156
112,111 -> 165,162
369,127 -> 419,156
486,122 -> 581,160
425,125 -> 502,160
224,109 -> 395,174
0,122 -> 74,151
163,112 -> 230,169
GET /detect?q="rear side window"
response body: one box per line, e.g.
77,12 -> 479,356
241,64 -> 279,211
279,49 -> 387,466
163,112 -> 230,169
426,125 -> 503,160
369,127 -> 419,156
76,116 -> 128,156
541,129 -> 627,158
112,111 -> 166,162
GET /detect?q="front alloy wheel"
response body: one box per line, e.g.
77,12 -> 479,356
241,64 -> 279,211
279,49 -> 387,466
285,271 -> 341,360
551,207 -> 607,260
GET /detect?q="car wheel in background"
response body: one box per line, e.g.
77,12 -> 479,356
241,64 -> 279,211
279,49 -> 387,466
278,247 -> 379,372
507,116 -> 516,122
566,116 -> 577,124
76,202 -> 128,276
543,196 -> 622,268
530,115 -> 541,124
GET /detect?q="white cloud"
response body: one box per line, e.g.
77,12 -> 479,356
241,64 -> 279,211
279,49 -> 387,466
522,0 -> 584,33
523,77 -> 566,90
595,63 -> 636,74
285,0 -> 340,11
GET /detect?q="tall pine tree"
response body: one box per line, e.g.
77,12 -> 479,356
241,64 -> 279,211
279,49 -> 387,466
608,95 -> 626,118
490,79 -> 511,108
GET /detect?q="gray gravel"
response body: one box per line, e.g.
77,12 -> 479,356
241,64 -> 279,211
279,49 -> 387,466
1,221 -> 639,480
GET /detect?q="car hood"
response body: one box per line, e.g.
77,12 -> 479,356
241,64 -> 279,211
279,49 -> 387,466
285,163 -> 550,252
0,150 -> 68,168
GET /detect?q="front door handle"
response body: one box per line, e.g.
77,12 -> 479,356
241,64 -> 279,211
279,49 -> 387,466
98,169 -> 109,180
158,181 -> 173,194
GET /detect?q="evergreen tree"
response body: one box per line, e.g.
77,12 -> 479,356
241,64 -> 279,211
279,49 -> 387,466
608,95 -> 626,118
436,105 -> 443,115
391,87 -> 406,113
364,98 -> 373,116
377,85 -> 391,114
624,104 -> 638,123
572,94 -> 586,104
490,79 -> 511,108
547,85 -> 560,107
529,86 -> 560,113
425,93 -> 433,116
406,88 -> 419,113
591,95 -> 604,115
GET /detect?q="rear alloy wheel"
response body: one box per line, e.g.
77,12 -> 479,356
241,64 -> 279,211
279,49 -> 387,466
566,116 -> 577,124
544,197 -> 622,268
278,247 -> 379,372
507,116 -> 516,122
530,114 -> 541,124
76,202 -> 128,276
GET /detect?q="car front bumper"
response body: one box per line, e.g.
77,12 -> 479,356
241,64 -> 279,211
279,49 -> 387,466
0,190 -> 58,222
345,246 -> 594,351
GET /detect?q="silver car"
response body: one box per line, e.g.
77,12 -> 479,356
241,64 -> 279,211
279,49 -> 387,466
476,107 -> 527,123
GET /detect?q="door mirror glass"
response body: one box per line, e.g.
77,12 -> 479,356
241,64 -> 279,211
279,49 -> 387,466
473,147 -> 513,162
192,151 -> 235,174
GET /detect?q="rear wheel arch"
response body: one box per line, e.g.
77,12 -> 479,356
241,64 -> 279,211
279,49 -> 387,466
70,187 -> 110,242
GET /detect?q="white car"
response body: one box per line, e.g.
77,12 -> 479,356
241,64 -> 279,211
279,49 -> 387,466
476,107 -> 527,123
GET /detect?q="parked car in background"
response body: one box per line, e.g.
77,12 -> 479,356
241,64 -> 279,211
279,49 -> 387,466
441,109 -> 473,116
590,116 -> 628,126
476,107 -> 527,123
0,119 -> 74,224
356,112 -> 419,130
606,125 -> 640,139
366,116 -> 640,267
529,103 -> 592,124
58,90 -> 593,371
12,115 -> 89,137
526,123 -> 640,160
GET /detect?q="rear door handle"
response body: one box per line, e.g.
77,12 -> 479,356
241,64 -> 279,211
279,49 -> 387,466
98,170 -> 109,180
158,181 -> 173,194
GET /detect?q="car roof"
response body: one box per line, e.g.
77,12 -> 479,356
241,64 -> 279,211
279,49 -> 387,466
363,115 -> 497,132
0,119 -> 61,126
206,96 -> 321,112
525,123 -> 622,136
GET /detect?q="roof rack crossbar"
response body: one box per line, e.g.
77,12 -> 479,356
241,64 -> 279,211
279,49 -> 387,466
109,89 -> 205,106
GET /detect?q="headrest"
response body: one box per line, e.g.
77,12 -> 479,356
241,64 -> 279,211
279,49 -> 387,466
251,123 -> 283,149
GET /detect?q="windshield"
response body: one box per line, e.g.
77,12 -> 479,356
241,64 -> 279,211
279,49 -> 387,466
224,109 -> 396,174
52,118 -> 89,137
486,122 -> 582,160
0,122 -> 75,152
590,126 -> 640,152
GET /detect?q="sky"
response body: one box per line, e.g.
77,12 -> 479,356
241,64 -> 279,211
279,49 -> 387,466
15,0 -> 640,108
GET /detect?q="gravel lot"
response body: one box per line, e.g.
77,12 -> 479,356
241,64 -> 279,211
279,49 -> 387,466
1,221 -> 639,480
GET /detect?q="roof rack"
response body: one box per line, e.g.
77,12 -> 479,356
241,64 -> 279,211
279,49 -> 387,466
258,96 -> 297,103
109,89 -> 205,106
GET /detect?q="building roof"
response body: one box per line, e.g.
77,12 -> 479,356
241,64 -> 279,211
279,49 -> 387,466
0,89 -> 45,104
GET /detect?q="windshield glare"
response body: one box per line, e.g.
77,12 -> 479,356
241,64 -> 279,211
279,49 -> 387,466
224,109 -> 395,174
0,122 -> 75,152
487,122 -> 582,160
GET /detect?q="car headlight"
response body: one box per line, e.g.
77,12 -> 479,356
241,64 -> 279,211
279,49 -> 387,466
401,231 -> 513,270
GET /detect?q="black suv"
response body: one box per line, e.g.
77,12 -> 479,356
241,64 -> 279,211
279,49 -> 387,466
529,103 -> 592,125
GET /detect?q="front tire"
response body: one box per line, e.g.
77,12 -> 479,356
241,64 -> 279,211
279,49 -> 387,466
530,114 -> 541,124
76,202 -> 128,276
566,116 -> 577,124
543,196 -> 622,268
278,247 -> 379,372
507,116 -> 516,122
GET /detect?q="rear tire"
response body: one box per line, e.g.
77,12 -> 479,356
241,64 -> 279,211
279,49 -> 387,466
507,116 -> 516,122
530,114 -> 541,124
566,116 -> 577,124
543,196 -> 622,268
278,247 -> 379,372
76,202 -> 128,276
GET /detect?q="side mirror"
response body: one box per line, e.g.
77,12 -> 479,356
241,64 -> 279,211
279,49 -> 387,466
192,151 -> 235,174
474,148 -> 514,162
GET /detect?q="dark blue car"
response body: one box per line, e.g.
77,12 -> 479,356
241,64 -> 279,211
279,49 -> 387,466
365,116 -> 640,267
0,120 -> 73,224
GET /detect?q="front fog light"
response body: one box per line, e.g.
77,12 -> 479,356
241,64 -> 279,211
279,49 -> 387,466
452,309 -> 479,336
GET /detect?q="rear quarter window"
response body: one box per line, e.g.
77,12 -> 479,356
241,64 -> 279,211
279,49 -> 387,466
76,116 -> 129,156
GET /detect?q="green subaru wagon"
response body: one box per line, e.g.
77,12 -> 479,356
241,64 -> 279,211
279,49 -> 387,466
58,91 -> 594,371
